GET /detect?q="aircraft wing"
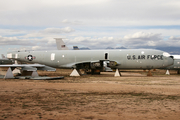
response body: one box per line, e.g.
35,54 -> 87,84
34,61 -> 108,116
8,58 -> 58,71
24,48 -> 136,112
0,64 -> 56,71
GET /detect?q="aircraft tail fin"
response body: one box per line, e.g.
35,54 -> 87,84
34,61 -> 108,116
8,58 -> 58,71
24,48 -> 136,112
73,46 -> 79,50
54,38 -> 69,50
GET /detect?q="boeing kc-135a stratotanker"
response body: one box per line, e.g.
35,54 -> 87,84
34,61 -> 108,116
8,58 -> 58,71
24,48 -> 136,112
7,49 -> 174,76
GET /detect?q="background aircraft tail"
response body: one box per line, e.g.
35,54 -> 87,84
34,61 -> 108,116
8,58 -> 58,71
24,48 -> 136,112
73,46 -> 79,50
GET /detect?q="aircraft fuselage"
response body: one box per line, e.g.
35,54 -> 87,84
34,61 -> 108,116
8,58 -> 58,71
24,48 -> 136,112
7,49 -> 173,70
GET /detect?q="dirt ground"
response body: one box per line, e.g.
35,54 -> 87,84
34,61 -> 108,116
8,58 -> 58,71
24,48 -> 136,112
0,69 -> 180,120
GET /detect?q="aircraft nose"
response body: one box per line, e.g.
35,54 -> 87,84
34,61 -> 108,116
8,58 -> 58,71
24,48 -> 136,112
164,56 -> 174,67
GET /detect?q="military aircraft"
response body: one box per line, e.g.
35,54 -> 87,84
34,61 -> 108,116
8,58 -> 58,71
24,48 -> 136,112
7,49 -> 174,76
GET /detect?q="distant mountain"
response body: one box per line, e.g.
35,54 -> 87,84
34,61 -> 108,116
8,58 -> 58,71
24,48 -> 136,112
106,47 -> 114,49
106,46 -> 127,49
156,47 -> 180,55
115,46 -> 127,49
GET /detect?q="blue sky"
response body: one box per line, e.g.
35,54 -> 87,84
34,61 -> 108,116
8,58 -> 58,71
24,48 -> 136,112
0,0 -> 180,56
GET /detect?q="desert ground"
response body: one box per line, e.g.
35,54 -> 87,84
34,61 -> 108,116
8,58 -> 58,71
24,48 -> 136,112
0,69 -> 180,120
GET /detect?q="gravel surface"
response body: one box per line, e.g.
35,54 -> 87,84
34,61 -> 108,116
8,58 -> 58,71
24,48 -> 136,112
0,69 -> 180,120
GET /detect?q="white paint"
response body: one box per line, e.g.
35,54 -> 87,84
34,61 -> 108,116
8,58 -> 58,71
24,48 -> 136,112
114,69 -> 121,77
70,69 -> 80,76
173,55 -> 180,60
7,53 -> 12,59
163,52 -> 170,57
15,54 -> 18,58
51,53 -> 55,61
166,70 -> 170,75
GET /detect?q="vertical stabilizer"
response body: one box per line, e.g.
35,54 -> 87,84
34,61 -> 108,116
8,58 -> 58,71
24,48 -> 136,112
54,38 -> 69,50
73,46 -> 79,50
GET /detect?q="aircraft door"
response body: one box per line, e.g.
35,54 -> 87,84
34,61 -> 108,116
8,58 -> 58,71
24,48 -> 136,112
51,53 -> 55,61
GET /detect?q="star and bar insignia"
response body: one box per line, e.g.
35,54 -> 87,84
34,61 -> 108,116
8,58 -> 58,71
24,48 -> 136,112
25,55 -> 36,61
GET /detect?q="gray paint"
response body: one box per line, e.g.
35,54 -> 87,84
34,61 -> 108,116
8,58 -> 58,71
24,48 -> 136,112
8,49 -> 174,70
164,59 -> 180,70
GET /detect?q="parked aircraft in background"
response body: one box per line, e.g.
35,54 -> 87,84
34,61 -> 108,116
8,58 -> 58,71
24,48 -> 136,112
73,46 -> 79,50
7,49 -> 174,76
0,54 -> 14,64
